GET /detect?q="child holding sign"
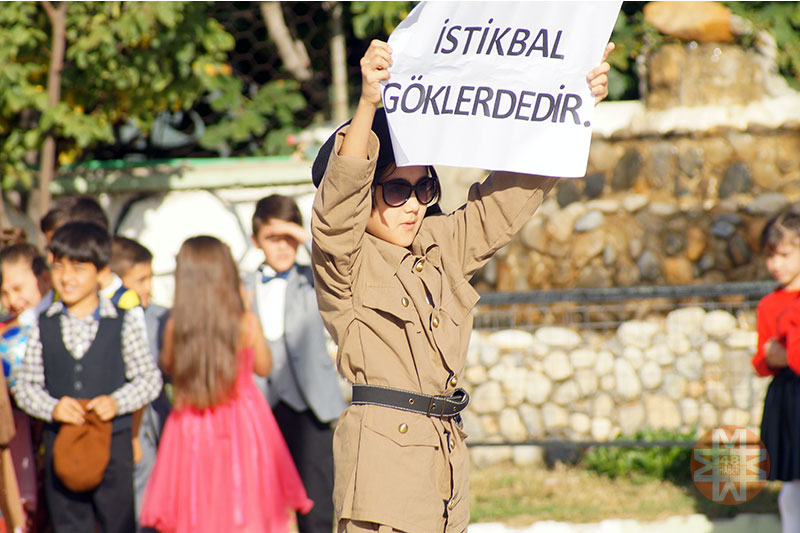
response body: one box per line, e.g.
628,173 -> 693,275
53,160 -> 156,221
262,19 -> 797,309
311,38 -> 613,532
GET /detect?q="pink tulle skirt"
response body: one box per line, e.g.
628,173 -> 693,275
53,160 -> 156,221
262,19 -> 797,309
140,368 -> 313,533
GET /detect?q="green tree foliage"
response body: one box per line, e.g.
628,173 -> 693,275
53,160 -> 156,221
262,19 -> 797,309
725,1 -> 800,90
0,1 -> 305,194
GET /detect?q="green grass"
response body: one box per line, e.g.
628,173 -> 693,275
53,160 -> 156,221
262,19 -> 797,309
469,461 -> 780,526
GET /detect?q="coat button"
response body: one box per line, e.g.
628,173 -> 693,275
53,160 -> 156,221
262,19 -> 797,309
401,297 -> 409,307
414,260 -> 424,273
449,376 -> 458,387
74,381 -> 83,391
432,316 -> 440,328
75,364 -> 83,372
447,498 -> 456,510
449,437 -> 456,449
398,423 -> 408,434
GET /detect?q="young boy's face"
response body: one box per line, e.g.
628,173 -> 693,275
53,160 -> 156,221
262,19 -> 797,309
1,260 -> 44,317
252,219 -> 300,274
121,261 -> 153,308
51,256 -> 103,312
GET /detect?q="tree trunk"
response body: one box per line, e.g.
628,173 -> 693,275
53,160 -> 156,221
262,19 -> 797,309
327,2 -> 349,124
259,2 -> 311,82
38,1 -> 68,241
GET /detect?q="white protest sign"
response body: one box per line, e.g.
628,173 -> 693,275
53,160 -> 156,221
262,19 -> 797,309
384,2 -> 621,178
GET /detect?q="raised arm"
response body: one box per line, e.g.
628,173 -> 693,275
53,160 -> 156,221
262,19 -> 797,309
311,41 -> 393,338
442,43 -> 615,278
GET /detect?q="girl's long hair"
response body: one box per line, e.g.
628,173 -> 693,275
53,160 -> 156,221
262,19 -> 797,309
171,236 -> 243,409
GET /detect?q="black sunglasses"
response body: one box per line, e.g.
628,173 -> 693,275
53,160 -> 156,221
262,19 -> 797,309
377,176 -> 440,207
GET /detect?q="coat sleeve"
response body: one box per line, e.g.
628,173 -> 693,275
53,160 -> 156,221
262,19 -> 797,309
783,302 -> 800,375
311,126 -> 379,343
437,172 -> 559,279
752,298 -> 777,377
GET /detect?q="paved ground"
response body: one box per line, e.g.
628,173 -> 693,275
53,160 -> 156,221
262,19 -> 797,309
469,513 -> 781,533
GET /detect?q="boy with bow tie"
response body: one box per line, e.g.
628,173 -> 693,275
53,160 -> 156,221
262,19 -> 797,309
244,194 -> 346,533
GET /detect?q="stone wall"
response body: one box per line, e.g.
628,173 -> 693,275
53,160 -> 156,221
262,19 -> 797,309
461,306 -> 766,467
467,100 -> 800,293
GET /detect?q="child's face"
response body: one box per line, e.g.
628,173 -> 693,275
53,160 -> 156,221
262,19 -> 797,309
766,235 -> 800,290
51,257 -> 103,311
121,261 -> 153,308
367,165 -> 429,248
253,220 -> 300,274
0,260 -> 44,317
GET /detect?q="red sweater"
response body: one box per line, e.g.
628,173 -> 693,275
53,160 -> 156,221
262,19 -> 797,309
752,289 -> 800,376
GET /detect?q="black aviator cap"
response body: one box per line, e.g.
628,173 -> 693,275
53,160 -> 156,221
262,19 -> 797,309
311,107 -> 396,188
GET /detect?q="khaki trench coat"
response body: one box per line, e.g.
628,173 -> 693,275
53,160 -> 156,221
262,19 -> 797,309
311,127 -> 557,533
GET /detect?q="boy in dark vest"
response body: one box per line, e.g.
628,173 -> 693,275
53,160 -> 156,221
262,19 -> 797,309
12,222 -> 162,533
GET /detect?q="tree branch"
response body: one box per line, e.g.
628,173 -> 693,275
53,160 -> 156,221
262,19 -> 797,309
259,2 -> 311,82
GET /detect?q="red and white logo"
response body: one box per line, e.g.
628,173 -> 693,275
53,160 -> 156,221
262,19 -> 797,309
691,425 -> 769,505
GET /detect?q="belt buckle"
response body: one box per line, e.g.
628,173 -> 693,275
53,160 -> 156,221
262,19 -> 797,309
426,395 -> 446,417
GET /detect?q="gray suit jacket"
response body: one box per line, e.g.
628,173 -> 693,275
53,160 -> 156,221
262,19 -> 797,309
244,264 -> 345,423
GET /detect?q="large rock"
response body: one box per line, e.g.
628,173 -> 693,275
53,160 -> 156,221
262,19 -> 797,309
640,361 -> 663,390
702,310 -> 737,338
499,408 -> 527,441
680,398 -> 700,426
472,382 -> 505,414
574,369 -> 599,397
541,403 -> 570,430
535,327 -> 583,349
686,227 -> 707,261
591,417 -> 613,441
617,320 -> 661,349
595,350 -> 615,375
553,381 -> 580,406
570,348 -> 597,369
664,257 -> 695,284
502,368 -> 528,407
612,149 -> 643,191
470,446 -> 513,468
617,404 -> 646,435
644,2 -> 733,43
664,373 -> 688,400
512,445 -> 546,467
676,352 -> 704,380
719,162 -> 752,198
614,359 -> 642,400
488,329 -> 538,352
720,408 -> 750,427
574,211 -> 605,233
666,307 -> 707,337
543,351 -> 573,382
706,380 -> 733,408
525,372 -> 553,406
645,395 -> 682,430
593,393 -> 615,418
518,404 -> 544,438
570,413 -> 592,435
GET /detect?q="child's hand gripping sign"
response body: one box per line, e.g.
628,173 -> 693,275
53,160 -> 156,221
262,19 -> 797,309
384,1 -> 621,178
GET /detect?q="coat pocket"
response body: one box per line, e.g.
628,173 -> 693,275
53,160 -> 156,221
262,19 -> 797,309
355,408 -> 445,525
361,285 -> 416,325
363,408 -> 440,448
440,279 -> 480,326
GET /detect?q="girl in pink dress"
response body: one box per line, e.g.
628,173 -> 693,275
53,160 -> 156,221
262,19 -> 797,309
140,236 -> 313,533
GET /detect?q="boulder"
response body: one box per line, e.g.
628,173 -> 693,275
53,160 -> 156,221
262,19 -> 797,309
644,2 -> 733,43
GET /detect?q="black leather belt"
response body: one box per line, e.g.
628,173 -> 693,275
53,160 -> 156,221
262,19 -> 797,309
351,384 -> 470,418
